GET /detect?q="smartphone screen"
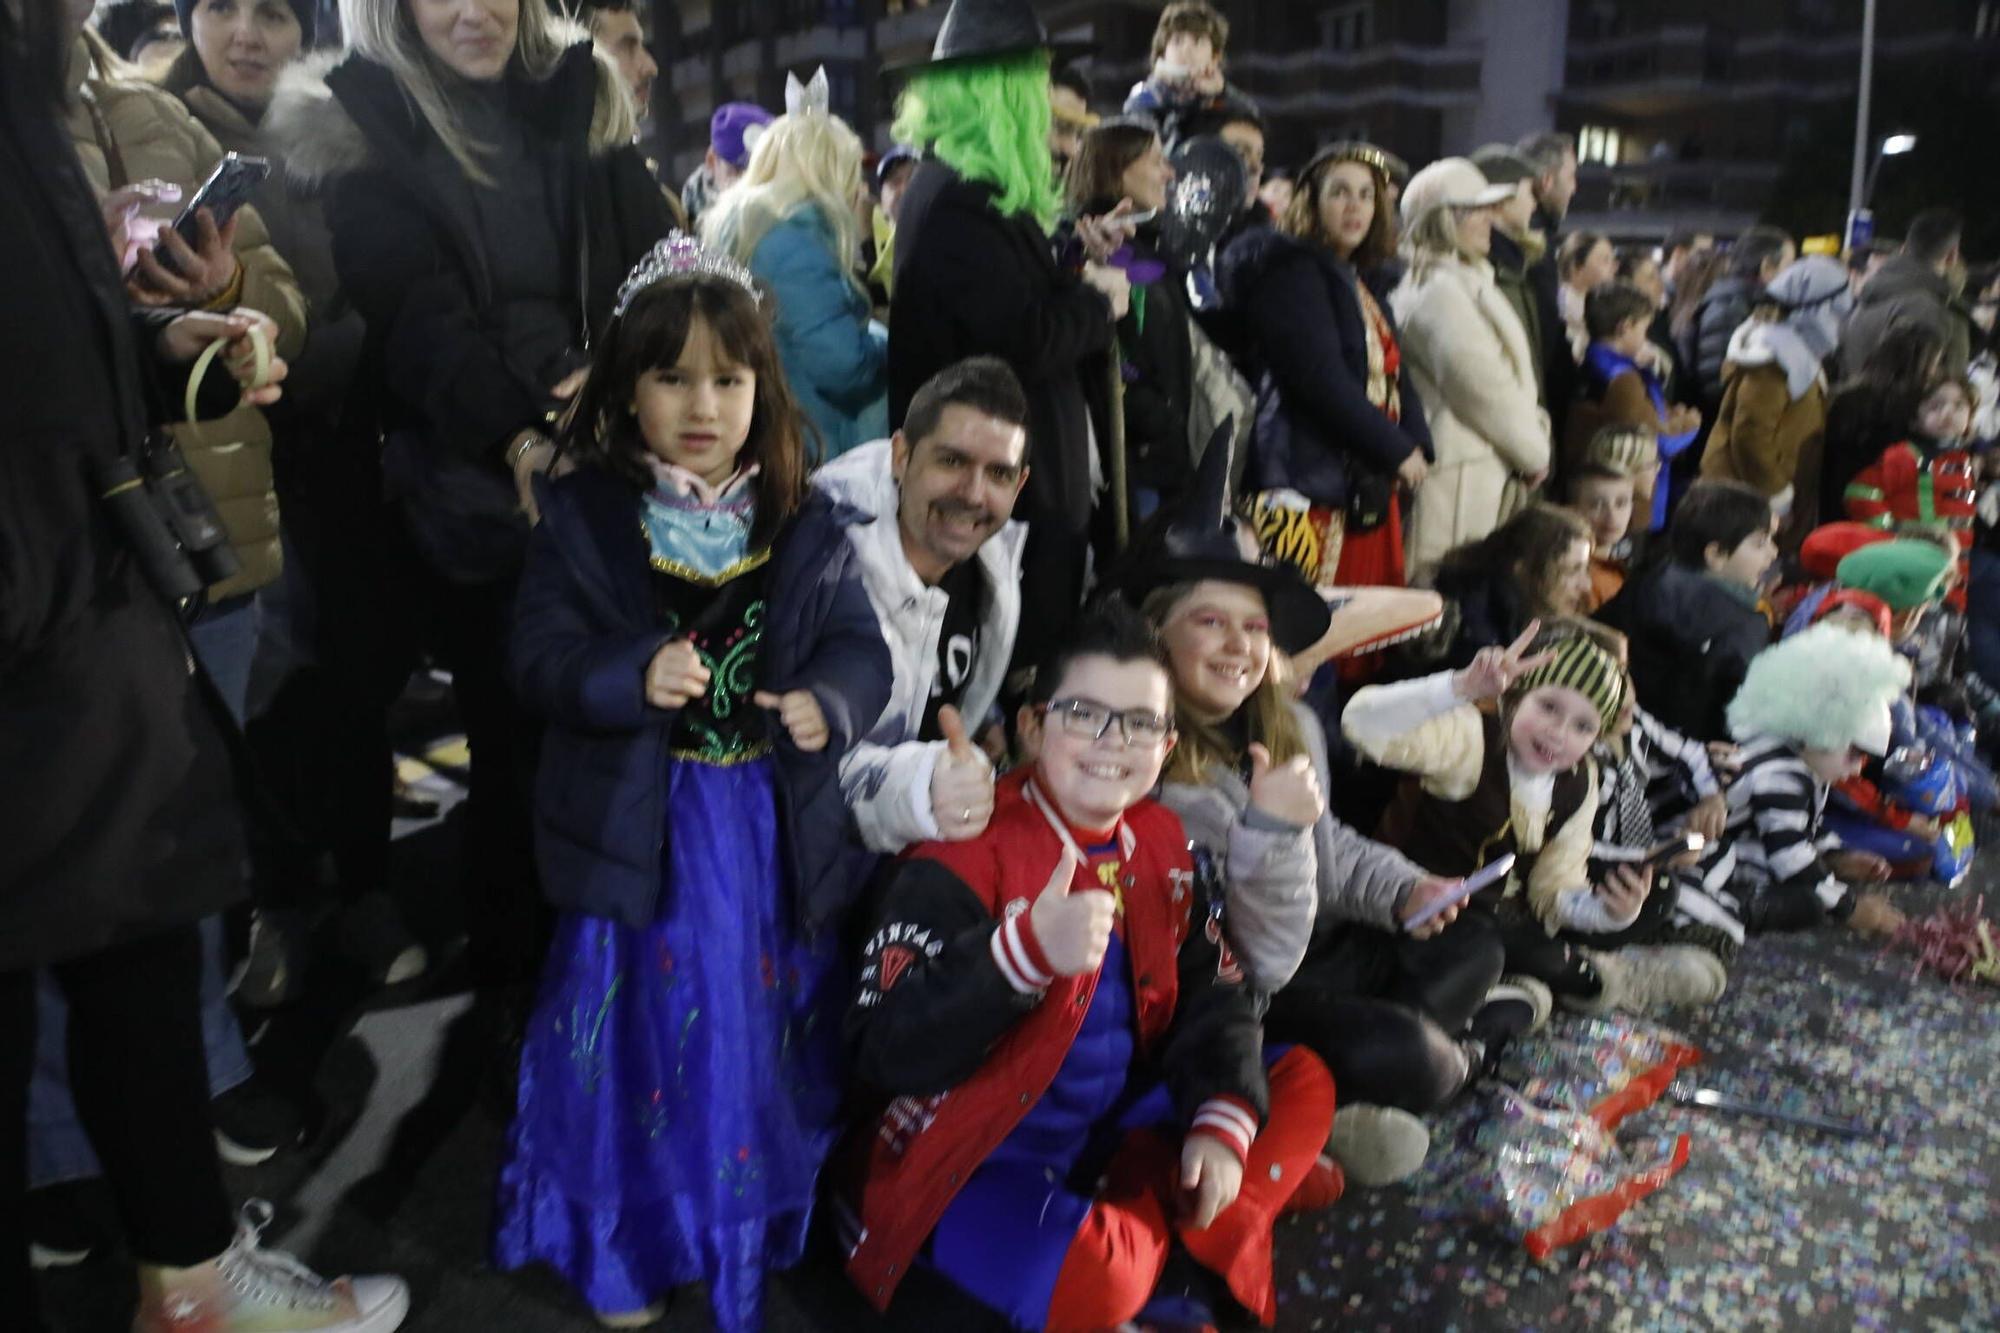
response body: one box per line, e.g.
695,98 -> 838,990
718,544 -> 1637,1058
160,153 -> 270,272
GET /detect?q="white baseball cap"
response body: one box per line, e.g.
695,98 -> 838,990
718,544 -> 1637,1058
1399,156 -> 1517,222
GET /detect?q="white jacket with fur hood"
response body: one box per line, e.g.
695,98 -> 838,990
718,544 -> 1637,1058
1390,254 -> 1551,583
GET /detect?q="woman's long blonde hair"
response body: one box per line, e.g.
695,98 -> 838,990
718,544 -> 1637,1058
1399,200 -> 1484,283
337,0 -> 625,184
701,109 -> 866,296
1141,582 -> 1309,787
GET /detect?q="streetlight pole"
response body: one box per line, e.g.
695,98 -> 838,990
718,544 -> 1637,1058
1847,0 -> 1877,218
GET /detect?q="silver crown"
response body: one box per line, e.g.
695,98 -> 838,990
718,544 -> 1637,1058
613,231 -> 762,319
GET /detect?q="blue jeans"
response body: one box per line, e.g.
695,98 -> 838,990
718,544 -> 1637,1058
27,596 -> 260,1187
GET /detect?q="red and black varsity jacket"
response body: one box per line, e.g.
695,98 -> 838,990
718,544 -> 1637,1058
832,768 -> 1267,1312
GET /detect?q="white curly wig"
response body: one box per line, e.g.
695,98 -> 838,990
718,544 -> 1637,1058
1726,623 -> 1911,752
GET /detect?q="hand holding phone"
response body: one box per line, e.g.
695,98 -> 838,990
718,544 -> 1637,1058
165,154 -> 269,264
133,154 -> 269,297
1403,853 -> 1515,932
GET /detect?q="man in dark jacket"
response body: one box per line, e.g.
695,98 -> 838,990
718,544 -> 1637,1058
1839,208 -> 1973,380
1687,225 -> 1795,416
888,4 -> 1126,676
1472,144 -> 1547,400
1517,131 -> 1578,447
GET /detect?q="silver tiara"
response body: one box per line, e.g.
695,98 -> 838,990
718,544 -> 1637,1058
613,231 -> 761,319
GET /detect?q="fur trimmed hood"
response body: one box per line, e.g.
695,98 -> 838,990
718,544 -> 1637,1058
266,30 -> 633,189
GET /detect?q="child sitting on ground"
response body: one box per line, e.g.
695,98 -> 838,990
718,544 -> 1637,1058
1429,504 -> 1597,667
1343,623 -> 1649,1012
1709,622 -> 1911,937
1845,375 -> 1978,603
1567,281 -> 1701,531
1565,622 -> 1737,1010
1598,480 -> 1778,743
837,601 -> 1337,1332
1778,520 -> 1892,635
1122,1 -> 1256,148
1568,458 -> 1638,610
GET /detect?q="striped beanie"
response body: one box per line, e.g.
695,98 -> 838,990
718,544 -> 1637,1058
1505,631 -> 1625,734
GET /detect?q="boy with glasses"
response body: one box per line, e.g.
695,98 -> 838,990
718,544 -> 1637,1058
835,600 -> 1337,1331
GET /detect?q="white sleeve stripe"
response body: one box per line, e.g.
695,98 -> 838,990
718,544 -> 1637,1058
1191,1108 -> 1256,1156
1194,1098 -> 1259,1140
989,917 -> 1051,993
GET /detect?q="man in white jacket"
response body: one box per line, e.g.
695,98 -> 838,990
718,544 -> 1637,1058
812,357 -> 1032,854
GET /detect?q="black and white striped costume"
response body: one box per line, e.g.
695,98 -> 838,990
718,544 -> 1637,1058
1591,708 -> 1740,953
1686,733 -> 1853,937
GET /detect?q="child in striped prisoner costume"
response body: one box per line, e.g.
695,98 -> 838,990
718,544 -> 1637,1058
1699,623 -> 1912,939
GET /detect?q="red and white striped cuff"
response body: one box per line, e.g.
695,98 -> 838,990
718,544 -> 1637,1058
1188,1096 -> 1259,1164
989,913 -> 1055,994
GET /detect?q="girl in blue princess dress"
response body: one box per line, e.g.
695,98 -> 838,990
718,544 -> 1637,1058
494,236 -> 890,1331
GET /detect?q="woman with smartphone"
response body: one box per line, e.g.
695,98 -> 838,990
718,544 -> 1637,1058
270,0 -> 672,996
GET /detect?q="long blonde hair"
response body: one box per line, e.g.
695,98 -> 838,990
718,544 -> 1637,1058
1141,583 -> 1309,787
701,109 -> 866,295
337,0 -> 622,184
1400,200 -> 1484,283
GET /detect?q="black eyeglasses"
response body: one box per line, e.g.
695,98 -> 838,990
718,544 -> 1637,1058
1041,698 -> 1175,747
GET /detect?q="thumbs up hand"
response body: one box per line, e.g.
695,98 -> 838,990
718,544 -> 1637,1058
930,704 -> 995,841
1027,848 -> 1116,976
1246,742 -> 1324,829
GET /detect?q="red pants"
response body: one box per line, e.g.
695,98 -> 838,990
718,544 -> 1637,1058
1043,1046 -> 1337,1331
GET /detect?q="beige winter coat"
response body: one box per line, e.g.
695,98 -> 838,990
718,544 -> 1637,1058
1390,254 -> 1550,584
65,33 -> 307,599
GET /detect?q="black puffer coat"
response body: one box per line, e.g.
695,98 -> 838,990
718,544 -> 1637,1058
0,28 -> 244,971
270,43 -> 672,584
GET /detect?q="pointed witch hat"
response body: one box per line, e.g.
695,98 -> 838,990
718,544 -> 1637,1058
1113,420 -> 1332,656
885,0 -> 1093,76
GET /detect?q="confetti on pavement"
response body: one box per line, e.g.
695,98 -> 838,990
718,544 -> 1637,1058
1271,884 -> 2000,1332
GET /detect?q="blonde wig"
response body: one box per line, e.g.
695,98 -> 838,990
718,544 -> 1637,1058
701,108 -> 867,296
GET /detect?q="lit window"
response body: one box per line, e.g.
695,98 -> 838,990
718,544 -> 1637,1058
1578,124 -> 1622,165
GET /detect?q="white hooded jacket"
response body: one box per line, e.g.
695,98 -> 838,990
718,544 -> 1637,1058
812,439 -> 1027,854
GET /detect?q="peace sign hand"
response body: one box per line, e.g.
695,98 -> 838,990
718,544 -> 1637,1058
1453,621 -> 1557,705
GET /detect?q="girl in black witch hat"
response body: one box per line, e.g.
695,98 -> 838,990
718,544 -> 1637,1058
1117,431 -> 1527,1187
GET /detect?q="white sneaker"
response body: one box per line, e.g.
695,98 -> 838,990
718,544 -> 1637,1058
133,1200 -> 410,1333
1608,945 -> 1728,1010
1485,975 -> 1554,1031
1326,1104 -> 1431,1187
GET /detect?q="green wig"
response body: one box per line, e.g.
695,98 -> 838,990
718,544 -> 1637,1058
892,50 -> 1064,230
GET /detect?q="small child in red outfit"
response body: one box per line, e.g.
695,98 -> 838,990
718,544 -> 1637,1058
835,600 -> 1337,1331
1845,376 -> 1977,606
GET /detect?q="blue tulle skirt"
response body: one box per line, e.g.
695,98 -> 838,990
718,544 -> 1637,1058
494,757 -> 845,1330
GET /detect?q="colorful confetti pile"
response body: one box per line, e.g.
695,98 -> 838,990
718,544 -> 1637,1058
1271,883 -> 2000,1332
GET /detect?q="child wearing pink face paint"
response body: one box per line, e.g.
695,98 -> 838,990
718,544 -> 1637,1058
1342,623 -> 1636,1009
